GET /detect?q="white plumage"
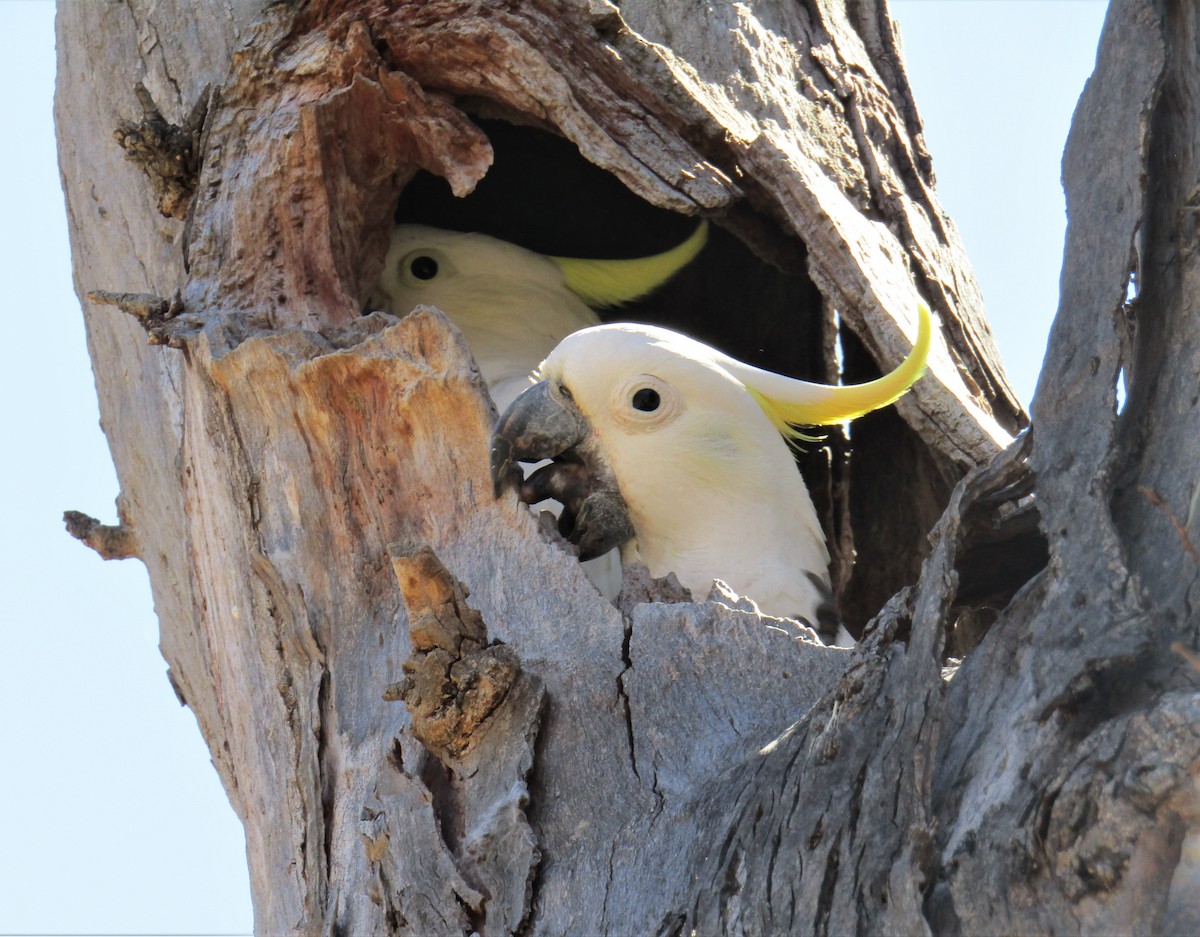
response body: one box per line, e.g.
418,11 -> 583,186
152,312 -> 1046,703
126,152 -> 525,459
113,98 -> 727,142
534,323 -> 833,624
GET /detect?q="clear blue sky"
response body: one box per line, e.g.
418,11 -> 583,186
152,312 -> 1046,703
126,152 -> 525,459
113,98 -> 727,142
0,1 -> 1106,933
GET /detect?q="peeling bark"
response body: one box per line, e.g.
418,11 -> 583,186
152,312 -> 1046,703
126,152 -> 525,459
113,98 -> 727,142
377,544 -> 543,933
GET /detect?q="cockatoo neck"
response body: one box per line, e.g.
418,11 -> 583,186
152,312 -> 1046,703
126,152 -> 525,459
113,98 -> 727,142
601,409 -> 829,619
428,276 -> 598,405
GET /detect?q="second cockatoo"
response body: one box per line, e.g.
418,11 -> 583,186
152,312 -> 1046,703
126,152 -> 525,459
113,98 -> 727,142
490,304 -> 932,635
372,221 -> 709,411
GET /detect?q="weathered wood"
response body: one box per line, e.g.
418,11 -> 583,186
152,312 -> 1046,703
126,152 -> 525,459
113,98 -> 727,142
55,0 -> 1200,933
679,428 -> 1032,934
379,544 -> 543,934
62,509 -> 140,561
928,1 -> 1200,932
114,81 -> 209,220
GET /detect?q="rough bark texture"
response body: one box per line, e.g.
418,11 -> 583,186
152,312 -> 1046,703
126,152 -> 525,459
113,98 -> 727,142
55,0 -> 1198,933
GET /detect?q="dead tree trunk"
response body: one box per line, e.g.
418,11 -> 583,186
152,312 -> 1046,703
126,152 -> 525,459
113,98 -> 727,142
54,0 -> 1198,933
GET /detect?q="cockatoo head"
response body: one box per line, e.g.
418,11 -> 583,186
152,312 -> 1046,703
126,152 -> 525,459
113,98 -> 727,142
371,222 -> 709,411
373,225 -> 564,319
489,306 -> 932,607
373,221 -> 709,318
493,324 -> 801,560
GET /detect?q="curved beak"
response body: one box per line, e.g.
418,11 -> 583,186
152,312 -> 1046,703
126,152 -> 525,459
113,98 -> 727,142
490,381 -> 635,560
490,381 -> 587,495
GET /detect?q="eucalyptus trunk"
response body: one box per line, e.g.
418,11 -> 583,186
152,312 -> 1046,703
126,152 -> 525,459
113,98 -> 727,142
56,0 -> 1198,933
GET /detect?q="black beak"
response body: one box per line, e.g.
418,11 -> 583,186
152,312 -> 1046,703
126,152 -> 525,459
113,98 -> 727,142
490,381 -> 635,560
490,381 -> 586,496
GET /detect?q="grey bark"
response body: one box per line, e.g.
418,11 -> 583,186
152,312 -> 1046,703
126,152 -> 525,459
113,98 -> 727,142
54,0 -> 1199,934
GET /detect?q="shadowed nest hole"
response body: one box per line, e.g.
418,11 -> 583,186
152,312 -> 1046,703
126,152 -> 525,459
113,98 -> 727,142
380,117 -> 961,637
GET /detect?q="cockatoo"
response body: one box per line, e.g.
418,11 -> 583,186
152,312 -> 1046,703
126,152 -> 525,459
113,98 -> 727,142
372,221 -> 709,411
490,304 -> 932,636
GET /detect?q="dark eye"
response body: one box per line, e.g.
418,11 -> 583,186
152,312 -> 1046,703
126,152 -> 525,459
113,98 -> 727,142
632,388 -> 660,412
558,382 -> 574,401
409,255 -> 439,280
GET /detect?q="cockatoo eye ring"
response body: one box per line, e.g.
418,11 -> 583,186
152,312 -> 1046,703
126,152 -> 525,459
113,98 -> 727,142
398,248 -> 452,286
409,255 -> 439,280
631,388 -> 660,411
613,375 -> 680,431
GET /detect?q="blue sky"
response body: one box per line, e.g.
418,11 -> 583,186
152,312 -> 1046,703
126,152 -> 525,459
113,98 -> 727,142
0,1 -> 1106,933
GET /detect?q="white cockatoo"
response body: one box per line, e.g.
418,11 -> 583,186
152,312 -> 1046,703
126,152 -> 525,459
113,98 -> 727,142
372,221 -> 709,412
490,305 -> 932,636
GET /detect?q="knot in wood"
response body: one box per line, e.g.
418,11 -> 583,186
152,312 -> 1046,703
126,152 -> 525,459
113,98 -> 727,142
389,543 -> 521,759
113,83 -> 208,220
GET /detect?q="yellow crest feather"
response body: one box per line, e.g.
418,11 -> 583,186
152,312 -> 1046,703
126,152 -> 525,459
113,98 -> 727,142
749,302 -> 933,438
553,221 -> 708,308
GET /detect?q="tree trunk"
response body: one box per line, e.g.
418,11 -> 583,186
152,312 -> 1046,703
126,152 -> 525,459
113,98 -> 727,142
54,0 -> 1198,933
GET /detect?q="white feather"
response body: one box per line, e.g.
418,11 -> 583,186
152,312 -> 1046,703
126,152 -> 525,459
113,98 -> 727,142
373,224 -> 601,411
